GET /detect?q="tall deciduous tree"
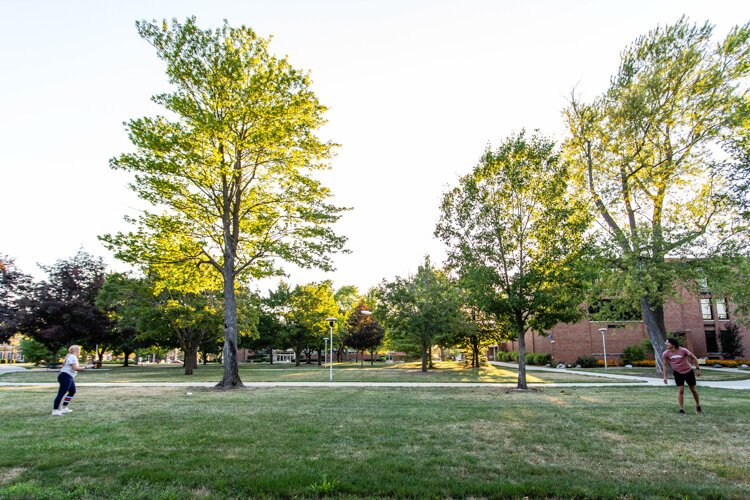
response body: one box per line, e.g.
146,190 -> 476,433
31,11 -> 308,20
376,257 -> 462,373
564,18 -> 750,373
436,131 -> 590,389
12,251 -> 111,355
0,255 -> 32,343
101,18 -> 347,387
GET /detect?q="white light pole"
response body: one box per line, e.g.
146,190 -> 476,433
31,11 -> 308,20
598,327 -> 608,369
326,318 -> 338,382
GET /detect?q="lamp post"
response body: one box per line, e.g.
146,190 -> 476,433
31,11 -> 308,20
326,318 -> 338,382
598,327 -> 608,369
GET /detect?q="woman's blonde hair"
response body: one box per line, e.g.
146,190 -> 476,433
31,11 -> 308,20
68,345 -> 81,354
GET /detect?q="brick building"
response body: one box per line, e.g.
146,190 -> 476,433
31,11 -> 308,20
494,289 -> 750,364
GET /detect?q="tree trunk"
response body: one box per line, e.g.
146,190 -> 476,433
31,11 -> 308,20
421,342 -> 428,372
123,350 -> 132,367
217,258 -> 243,388
317,348 -> 322,366
428,346 -> 434,369
641,296 -> 667,375
370,348 -> 375,366
184,347 -> 198,375
517,325 -> 528,390
294,347 -> 301,366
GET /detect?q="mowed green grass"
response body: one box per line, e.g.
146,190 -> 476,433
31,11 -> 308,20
0,361 -> 636,384
1,385 -> 748,499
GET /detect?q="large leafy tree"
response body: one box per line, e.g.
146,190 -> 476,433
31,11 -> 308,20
436,131 -> 590,389
101,18 -> 347,388
0,255 -> 32,343
564,18 -> 750,373
12,251 -> 112,355
376,257 -> 462,372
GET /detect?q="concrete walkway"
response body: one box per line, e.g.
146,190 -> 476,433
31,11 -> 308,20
2,363 -> 748,389
489,361 -> 750,390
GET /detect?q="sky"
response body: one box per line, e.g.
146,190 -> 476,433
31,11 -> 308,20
1,0 -> 749,294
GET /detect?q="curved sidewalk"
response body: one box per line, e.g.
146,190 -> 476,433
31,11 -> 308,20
2,364 -> 748,389
489,361 -> 750,390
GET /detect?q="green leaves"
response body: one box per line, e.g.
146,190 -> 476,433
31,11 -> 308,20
102,17 -> 348,384
437,130 -> 591,336
103,17 -> 347,284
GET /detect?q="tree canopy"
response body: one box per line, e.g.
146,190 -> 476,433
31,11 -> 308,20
563,18 -> 750,373
101,18 -> 348,387
436,131 -> 591,388
376,257 -> 462,372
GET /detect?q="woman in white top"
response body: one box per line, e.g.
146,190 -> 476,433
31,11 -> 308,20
52,345 -> 85,416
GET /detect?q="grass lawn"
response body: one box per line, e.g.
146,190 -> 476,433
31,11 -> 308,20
1,385 -> 748,498
1,361 -> 637,384
569,366 -> 750,382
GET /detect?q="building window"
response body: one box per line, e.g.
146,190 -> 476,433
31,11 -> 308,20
697,276 -> 709,290
716,298 -> 729,320
705,329 -> 719,353
700,298 -> 713,320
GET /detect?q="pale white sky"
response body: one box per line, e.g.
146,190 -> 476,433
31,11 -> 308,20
1,1 -> 748,293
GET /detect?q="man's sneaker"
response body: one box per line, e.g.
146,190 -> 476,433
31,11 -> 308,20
679,409 -> 685,415
51,410 -> 64,416
60,407 -> 72,414
696,405 -> 702,414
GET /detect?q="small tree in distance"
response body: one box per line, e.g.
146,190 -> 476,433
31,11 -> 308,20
345,301 -> 384,366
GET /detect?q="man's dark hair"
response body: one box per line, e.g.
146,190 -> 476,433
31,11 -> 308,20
666,337 -> 681,348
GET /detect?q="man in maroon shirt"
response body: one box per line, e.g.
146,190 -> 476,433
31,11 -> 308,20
662,337 -> 702,415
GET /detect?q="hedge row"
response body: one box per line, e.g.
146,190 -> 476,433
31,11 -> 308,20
494,351 -> 552,365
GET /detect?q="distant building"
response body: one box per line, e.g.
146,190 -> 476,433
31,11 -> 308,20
493,288 -> 750,363
0,335 -> 23,363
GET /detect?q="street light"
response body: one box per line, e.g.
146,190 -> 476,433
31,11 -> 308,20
326,317 -> 338,382
598,327 -> 608,369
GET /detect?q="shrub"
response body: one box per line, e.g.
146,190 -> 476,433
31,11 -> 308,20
706,359 -> 750,367
596,359 -> 622,367
526,352 -> 552,365
632,360 -> 656,367
497,351 -> 519,362
575,356 -> 598,368
622,344 -> 646,365
720,325 -> 745,359
19,338 -> 53,366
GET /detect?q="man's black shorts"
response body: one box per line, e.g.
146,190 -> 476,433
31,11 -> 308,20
673,369 -> 696,387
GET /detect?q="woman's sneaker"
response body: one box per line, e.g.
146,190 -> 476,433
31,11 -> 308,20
51,410 -> 64,416
60,407 -> 72,414
696,405 -> 702,414
678,409 -> 685,415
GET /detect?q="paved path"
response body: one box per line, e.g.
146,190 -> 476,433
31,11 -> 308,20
2,363 -> 748,389
489,361 -> 750,390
